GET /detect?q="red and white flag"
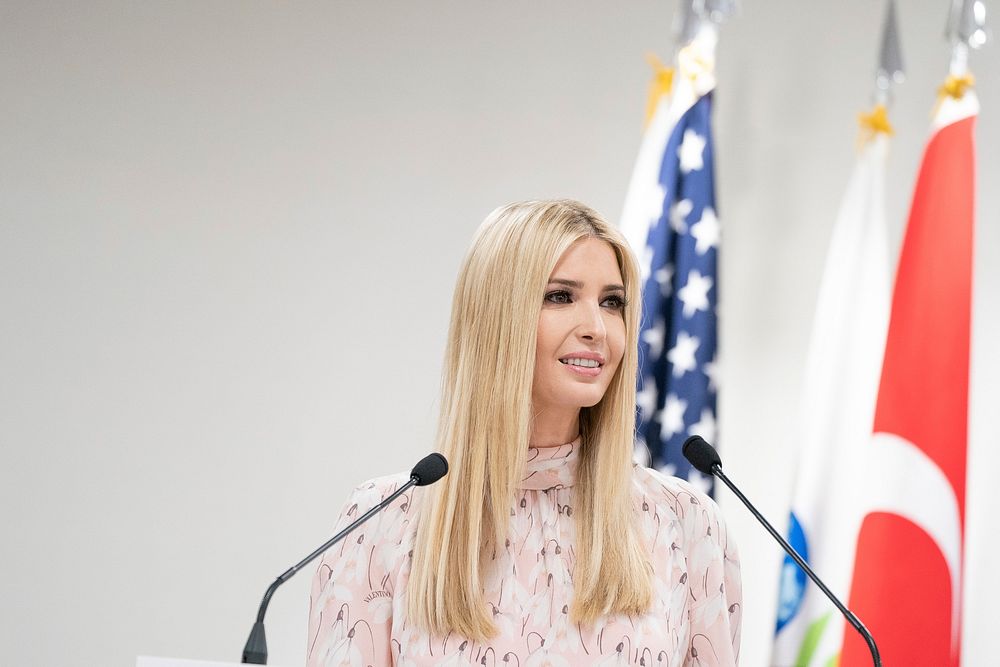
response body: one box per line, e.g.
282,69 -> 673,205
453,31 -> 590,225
841,74 -> 978,666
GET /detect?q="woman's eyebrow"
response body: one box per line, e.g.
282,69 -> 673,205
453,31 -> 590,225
548,278 -> 625,292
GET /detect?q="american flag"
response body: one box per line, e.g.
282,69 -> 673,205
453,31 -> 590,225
634,93 -> 719,495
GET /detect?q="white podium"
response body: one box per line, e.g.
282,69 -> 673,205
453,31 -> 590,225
137,657 -> 289,667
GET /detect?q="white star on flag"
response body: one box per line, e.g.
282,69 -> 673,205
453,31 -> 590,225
703,355 -> 719,392
677,269 -> 714,317
658,462 -> 678,477
678,129 -> 706,173
654,264 -> 674,297
658,393 -> 689,439
642,182 -> 667,228
689,407 -> 717,445
670,199 -> 693,234
641,319 -> 666,358
687,469 -> 714,495
668,331 -> 700,377
636,377 -> 657,417
690,207 -> 720,254
640,245 -> 655,283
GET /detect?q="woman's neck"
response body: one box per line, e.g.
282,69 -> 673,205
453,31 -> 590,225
529,406 -> 580,448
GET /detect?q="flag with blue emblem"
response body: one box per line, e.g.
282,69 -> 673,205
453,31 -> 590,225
771,106 -> 891,666
620,30 -> 720,495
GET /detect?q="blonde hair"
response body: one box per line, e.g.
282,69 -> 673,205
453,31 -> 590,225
406,199 -> 652,640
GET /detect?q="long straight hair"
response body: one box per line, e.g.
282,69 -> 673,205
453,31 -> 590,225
406,200 -> 652,641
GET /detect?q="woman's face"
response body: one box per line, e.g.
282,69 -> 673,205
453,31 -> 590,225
532,237 -> 627,417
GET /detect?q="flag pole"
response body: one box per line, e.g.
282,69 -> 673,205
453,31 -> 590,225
770,2 -> 900,664
673,0 -> 736,53
945,0 -> 988,75
874,0 -> 905,108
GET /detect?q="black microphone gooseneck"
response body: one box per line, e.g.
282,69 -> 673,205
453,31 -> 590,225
241,452 -> 449,664
681,435 -> 881,667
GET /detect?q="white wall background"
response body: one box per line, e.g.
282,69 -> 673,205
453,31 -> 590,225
1,2 -> 997,666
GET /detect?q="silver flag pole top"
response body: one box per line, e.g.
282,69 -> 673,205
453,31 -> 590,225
946,0 -> 989,75
674,0 -> 738,46
876,0 -> 905,106
946,0 -> 989,48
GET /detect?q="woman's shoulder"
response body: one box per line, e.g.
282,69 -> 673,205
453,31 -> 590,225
343,470 -> 413,504
331,470 -> 420,542
631,462 -> 716,505
631,463 -> 729,541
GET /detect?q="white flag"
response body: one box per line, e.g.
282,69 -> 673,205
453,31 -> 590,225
771,121 -> 892,666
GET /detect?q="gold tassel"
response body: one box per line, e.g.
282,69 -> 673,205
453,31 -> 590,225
857,104 -> 894,148
939,73 -> 976,100
643,53 -> 674,130
932,72 -> 975,117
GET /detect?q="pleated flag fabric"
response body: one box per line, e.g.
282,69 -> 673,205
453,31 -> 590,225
620,27 -> 721,494
840,76 -> 977,667
771,109 -> 892,667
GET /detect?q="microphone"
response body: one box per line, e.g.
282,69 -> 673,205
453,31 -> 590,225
410,452 -> 449,486
682,435 -> 881,667
241,452 -> 449,664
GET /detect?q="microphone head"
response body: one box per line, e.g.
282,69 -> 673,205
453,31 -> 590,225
682,435 -> 722,475
410,453 -> 449,486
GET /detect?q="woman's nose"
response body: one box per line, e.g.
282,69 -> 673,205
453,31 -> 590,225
577,301 -> 607,341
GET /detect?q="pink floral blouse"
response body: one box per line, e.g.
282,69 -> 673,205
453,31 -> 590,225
307,441 -> 742,666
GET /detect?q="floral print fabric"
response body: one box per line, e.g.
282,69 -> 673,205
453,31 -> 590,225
308,441 -> 741,666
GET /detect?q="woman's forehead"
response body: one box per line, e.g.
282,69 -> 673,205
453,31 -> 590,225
548,238 -> 623,284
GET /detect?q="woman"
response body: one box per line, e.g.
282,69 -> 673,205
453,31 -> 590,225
308,200 -> 741,666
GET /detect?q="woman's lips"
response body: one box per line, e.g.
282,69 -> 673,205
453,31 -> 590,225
559,359 -> 602,377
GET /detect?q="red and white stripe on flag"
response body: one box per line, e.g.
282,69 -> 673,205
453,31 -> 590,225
841,83 -> 977,666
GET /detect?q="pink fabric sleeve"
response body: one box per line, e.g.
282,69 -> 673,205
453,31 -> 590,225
683,491 -> 743,666
306,478 -> 405,667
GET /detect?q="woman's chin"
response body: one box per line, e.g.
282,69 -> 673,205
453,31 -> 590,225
561,390 -> 610,411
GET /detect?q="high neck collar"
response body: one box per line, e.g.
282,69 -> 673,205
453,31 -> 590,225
519,439 -> 580,490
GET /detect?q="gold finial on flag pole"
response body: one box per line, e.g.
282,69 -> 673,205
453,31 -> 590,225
643,54 -> 675,129
670,0 -> 736,95
642,0 -> 738,130
933,0 -> 987,115
859,0 -> 903,147
858,105 -> 895,149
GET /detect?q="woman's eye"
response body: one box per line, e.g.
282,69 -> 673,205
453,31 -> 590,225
602,295 -> 627,310
544,290 -> 572,304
